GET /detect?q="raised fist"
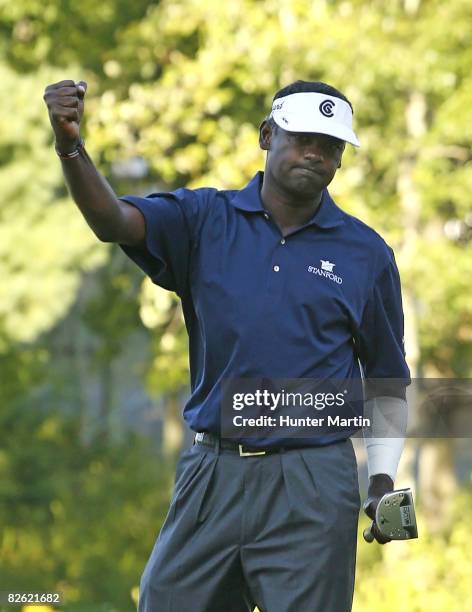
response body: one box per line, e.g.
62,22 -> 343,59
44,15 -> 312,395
43,80 -> 87,152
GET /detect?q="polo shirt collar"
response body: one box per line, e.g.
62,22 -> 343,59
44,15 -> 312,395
230,171 -> 345,229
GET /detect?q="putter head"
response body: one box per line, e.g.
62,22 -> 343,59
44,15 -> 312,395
363,488 -> 418,542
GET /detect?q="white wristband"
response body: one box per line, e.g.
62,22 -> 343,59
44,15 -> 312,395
363,396 -> 408,481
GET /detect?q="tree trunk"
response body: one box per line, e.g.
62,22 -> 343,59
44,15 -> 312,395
162,392 -> 184,457
397,88 -> 457,532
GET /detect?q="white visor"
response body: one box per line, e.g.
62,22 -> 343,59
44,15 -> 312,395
270,92 -> 360,147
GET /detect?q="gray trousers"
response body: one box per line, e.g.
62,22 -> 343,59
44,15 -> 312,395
138,438 -> 360,612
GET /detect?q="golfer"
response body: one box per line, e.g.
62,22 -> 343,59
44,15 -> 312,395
44,78 -> 410,611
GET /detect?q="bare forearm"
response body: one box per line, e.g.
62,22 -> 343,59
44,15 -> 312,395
44,80 -> 144,246
60,144 -> 123,242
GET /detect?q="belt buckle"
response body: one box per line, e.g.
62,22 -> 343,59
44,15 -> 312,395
239,444 -> 266,457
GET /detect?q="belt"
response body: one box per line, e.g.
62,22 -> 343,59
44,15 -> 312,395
194,432 -> 287,456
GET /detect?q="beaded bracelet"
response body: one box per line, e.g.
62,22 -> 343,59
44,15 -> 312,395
55,139 -> 85,159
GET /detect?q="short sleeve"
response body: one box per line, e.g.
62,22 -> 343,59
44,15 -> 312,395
118,188 -> 204,296
356,248 -> 411,399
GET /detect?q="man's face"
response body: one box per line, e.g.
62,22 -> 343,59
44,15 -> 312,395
260,122 -> 345,199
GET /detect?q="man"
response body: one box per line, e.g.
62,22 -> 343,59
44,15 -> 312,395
44,79 -> 410,611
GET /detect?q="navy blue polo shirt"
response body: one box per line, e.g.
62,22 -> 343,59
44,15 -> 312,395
119,171 -> 410,447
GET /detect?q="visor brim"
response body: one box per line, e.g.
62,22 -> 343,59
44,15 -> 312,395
272,112 -> 360,148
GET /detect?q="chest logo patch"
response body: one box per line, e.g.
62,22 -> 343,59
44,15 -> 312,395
320,260 -> 335,272
308,260 -> 343,284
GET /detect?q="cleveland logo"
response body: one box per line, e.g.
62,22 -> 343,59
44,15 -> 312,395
319,99 -> 335,117
307,260 -> 343,284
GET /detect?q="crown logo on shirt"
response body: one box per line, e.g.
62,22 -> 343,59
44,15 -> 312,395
320,260 -> 335,272
307,260 -> 342,284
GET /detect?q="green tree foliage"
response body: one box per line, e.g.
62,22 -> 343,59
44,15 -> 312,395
354,489 -> 472,611
0,0 -> 153,79
138,279 -> 189,393
0,63 -> 107,350
0,401 -> 174,610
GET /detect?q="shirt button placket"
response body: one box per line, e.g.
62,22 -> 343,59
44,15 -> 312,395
262,211 -> 285,297
267,233 -> 287,298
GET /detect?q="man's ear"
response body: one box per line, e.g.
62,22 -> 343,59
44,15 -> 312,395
259,120 -> 272,151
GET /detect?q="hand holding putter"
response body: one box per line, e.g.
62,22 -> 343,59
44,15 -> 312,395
363,488 -> 418,543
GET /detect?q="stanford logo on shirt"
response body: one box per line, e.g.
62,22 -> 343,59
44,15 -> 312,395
307,260 -> 343,284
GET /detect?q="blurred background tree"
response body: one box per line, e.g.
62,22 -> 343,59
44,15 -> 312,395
0,0 -> 471,609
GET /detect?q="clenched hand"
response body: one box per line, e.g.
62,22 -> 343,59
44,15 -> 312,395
43,80 -> 87,153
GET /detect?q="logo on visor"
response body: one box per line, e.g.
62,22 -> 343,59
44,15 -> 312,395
319,99 -> 335,117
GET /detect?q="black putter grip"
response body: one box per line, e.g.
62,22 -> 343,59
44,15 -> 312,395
363,522 -> 375,543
